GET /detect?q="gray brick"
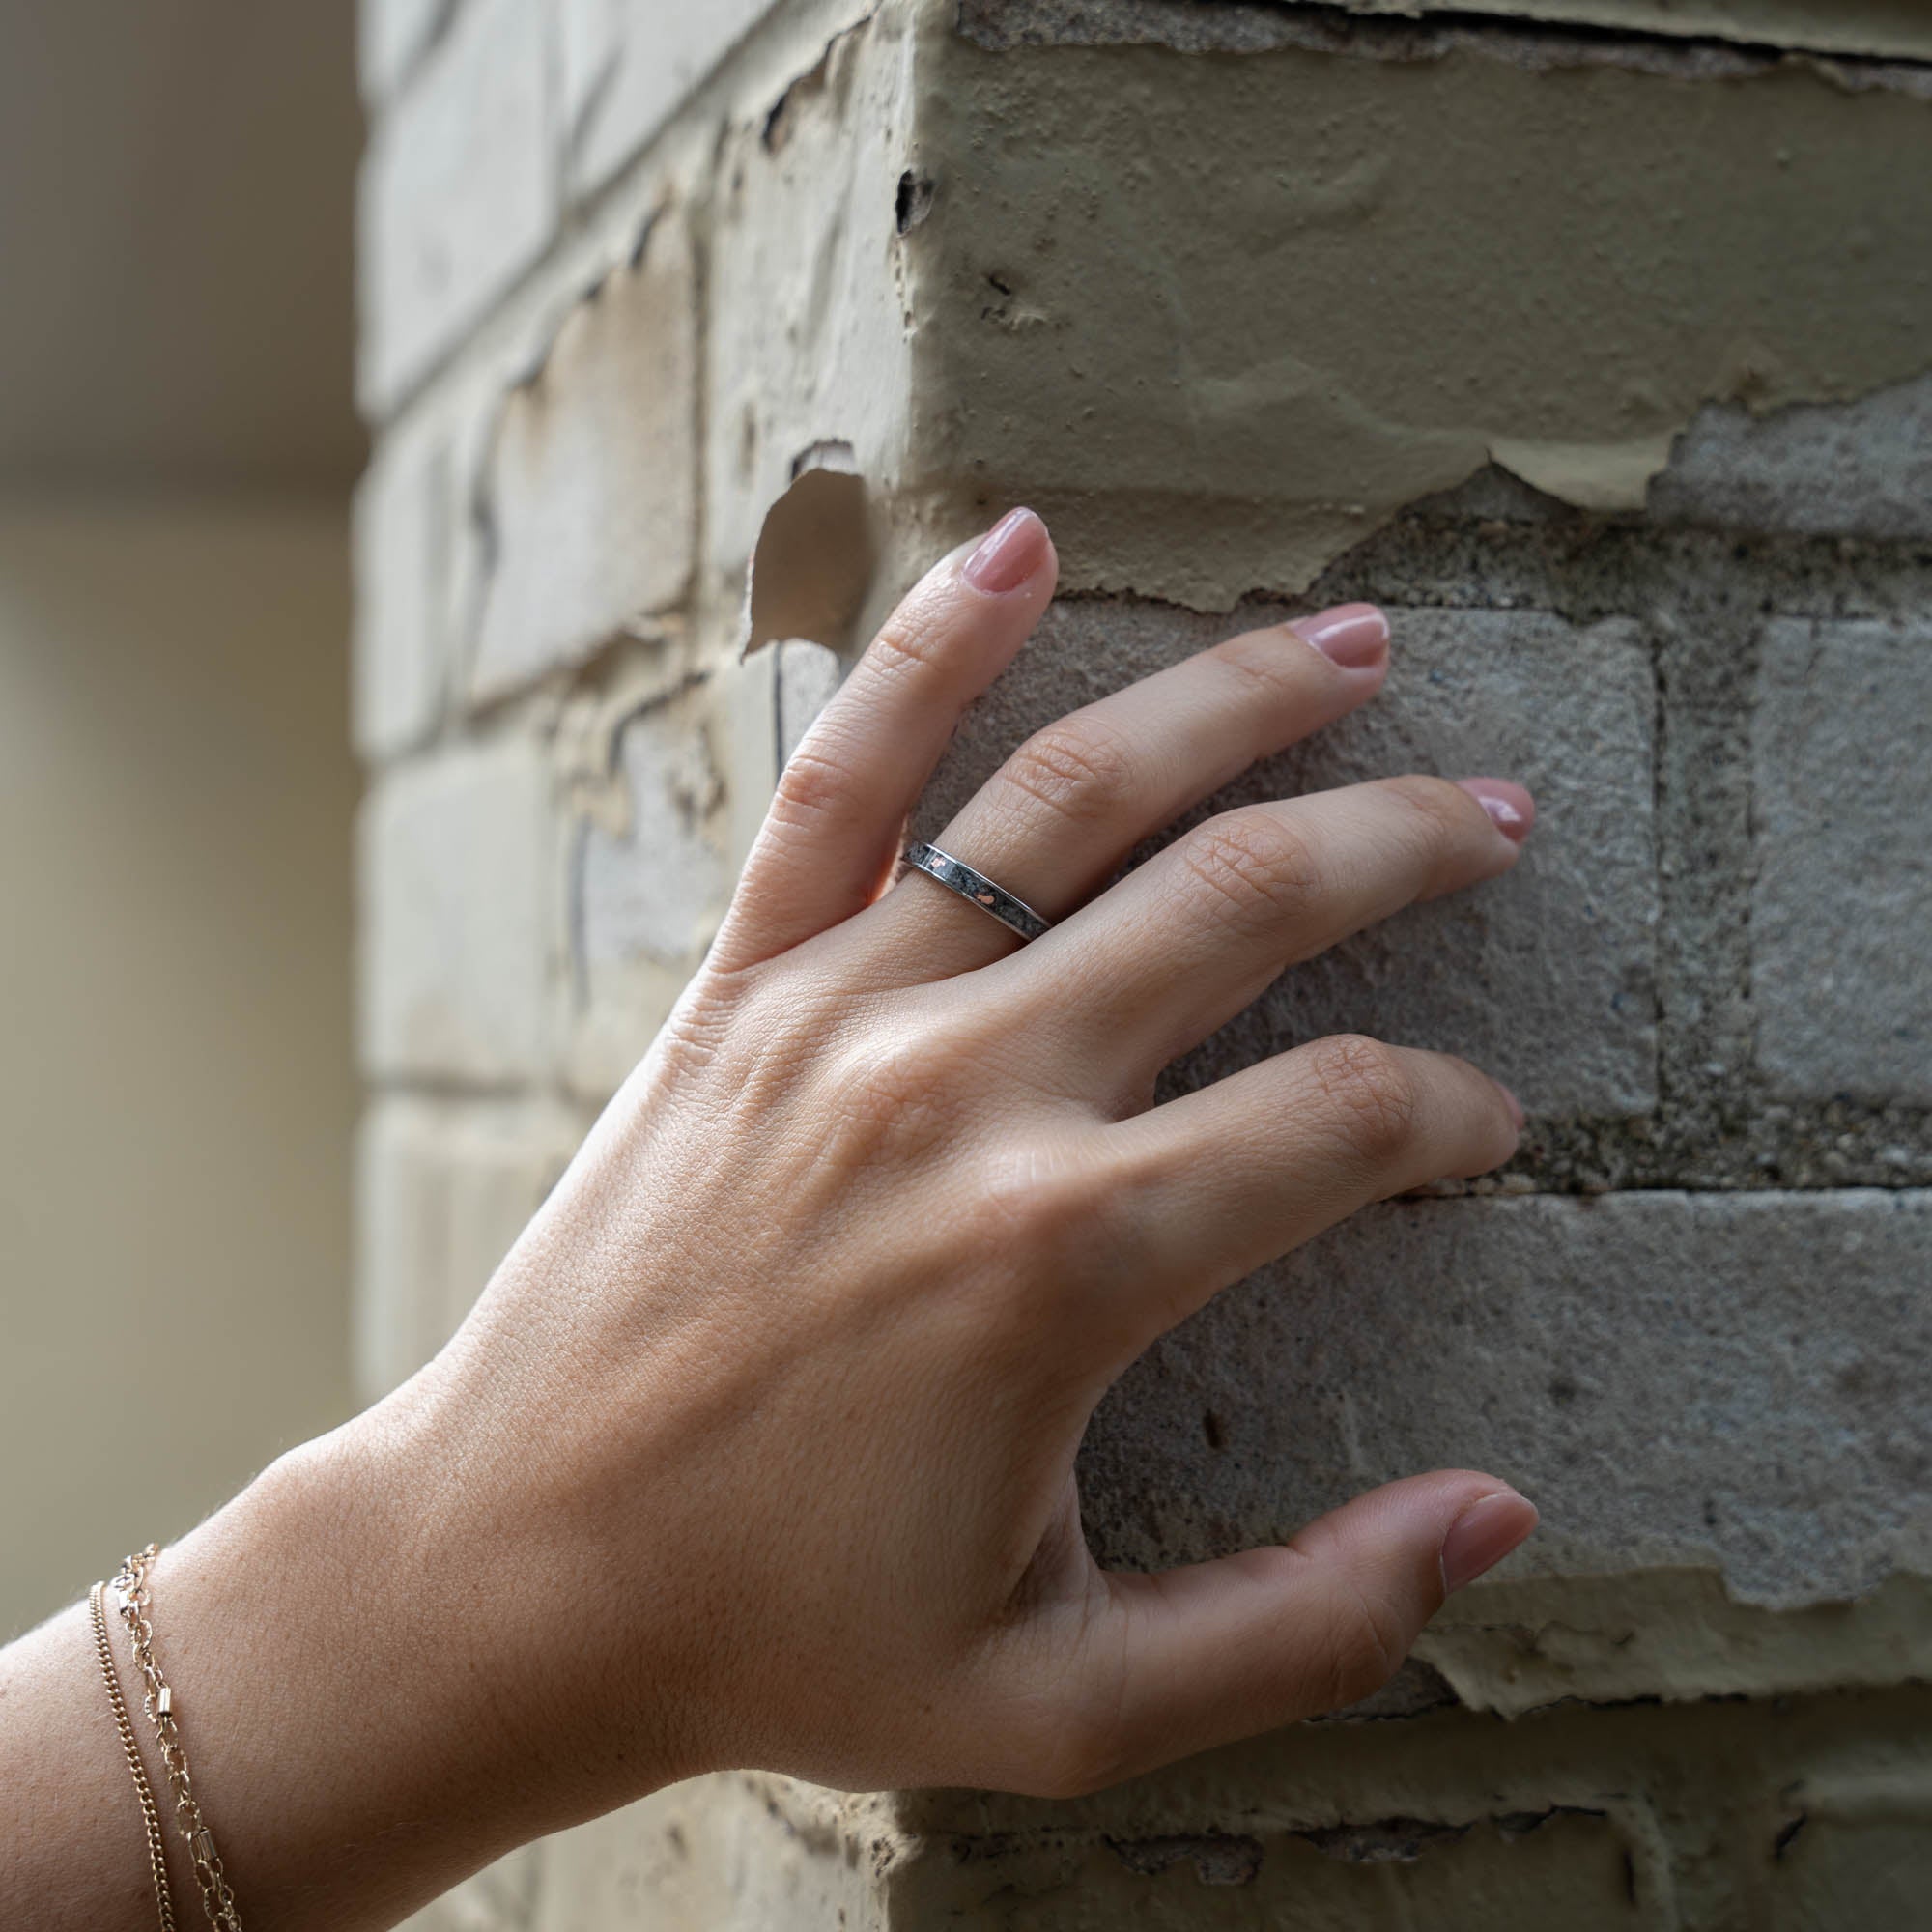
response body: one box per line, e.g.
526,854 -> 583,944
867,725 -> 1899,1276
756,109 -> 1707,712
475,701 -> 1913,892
1651,375 -> 1932,543
470,213 -> 697,703
1752,618 -> 1932,1104
358,743 -> 555,1084
916,603 -> 1658,1119
1080,1189 -> 1932,1609
560,0 -> 783,198
358,0 -> 557,411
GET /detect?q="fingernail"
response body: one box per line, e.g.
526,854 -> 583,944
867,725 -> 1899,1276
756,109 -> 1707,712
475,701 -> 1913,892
1293,603 -> 1388,671
1439,1489 -> 1539,1595
1455,778 -> 1536,845
962,507 -> 1049,594
1493,1081 -> 1526,1131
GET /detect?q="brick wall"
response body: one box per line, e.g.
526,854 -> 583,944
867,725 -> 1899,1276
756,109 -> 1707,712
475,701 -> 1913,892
354,2 -> 1932,1922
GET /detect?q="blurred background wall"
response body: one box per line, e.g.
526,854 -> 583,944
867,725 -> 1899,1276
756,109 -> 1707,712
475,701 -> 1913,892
0,4 -> 364,1637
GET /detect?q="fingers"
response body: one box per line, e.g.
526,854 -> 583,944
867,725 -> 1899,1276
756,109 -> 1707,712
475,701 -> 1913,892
710,508 -> 1057,974
864,604 -> 1392,979
1008,1473 -> 1538,1797
1021,776 -> 1534,1085
1100,1036 -> 1521,1338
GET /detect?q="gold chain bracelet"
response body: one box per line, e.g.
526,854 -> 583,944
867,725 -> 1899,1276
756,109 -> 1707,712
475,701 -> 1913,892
88,1579 -> 178,1930
111,1547 -> 245,1931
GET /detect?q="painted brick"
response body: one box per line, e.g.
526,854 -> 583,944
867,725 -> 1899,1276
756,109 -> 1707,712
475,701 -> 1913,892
356,0 -> 447,99
1079,1189 -> 1932,1610
354,1098 -> 582,1402
1767,1772 -> 1932,1929
1651,375 -> 1932,543
1752,618 -> 1932,1104
353,414 -> 449,759
358,0 -> 557,412
561,0 -> 782,197
916,602 -> 1658,1118
891,1810 -> 1650,1929
961,0 -> 1932,62
570,680 -> 734,1096
359,742 -> 555,1084
704,14 -> 919,588
470,213 -> 697,704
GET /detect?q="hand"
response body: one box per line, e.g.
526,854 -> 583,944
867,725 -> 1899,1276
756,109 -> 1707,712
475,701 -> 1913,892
388,506 -> 1539,1818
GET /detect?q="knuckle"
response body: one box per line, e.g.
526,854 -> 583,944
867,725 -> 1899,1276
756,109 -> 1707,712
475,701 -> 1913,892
1177,811 -> 1323,934
1211,627 -> 1315,705
1317,1577 -> 1406,1711
770,744 -> 854,830
1001,717 -> 1139,829
1306,1033 -> 1419,1167
866,611 -> 949,686
1380,773 -> 1480,847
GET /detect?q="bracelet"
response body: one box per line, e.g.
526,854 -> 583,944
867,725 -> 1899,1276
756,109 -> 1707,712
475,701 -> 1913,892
88,1579 -> 178,1930
111,1547 -> 246,1932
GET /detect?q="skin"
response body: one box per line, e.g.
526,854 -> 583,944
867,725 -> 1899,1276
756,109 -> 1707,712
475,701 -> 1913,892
0,510 -> 1541,1929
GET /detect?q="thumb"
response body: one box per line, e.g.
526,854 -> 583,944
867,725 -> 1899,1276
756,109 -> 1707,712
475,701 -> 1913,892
1017,1471 -> 1537,1798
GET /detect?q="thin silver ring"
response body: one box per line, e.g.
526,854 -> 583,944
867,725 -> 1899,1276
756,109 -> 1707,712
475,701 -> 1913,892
900,841 -> 1051,942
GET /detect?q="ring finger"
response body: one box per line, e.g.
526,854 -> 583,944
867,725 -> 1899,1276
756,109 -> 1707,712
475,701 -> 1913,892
863,603 -> 1395,978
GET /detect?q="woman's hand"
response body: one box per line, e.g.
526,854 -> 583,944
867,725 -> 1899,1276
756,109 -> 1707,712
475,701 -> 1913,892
399,506 -> 1539,1814
3,511 -> 1540,1932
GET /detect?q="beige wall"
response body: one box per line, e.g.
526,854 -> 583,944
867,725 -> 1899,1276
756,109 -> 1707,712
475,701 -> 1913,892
0,503 -> 358,1638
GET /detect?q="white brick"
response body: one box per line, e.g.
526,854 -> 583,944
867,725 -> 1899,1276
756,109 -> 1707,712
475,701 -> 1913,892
1753,618 -> 1932,1103
354,416 -> 450,758
359,0 -> 557,411
470,213 -> 697,703
561,0 -> 782,197
357,0 -> 448,99
569,680 -> 733,1095
359,742 -> 555,1083
355,1097 -> 582,1401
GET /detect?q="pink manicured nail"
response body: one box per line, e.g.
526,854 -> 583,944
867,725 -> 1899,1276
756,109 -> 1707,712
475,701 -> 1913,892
1293,603 -> 1388,670
1439,1489 -> 1539,1594
962,507 -> 1048,594
1456,778 -> 1536,845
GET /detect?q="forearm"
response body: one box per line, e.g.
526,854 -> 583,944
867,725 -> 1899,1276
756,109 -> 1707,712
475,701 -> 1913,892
0,1392 -> 611,1932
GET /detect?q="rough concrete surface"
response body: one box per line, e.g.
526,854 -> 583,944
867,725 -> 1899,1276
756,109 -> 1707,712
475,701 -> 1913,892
1651,373 -> 1932,544
916,601 -> 1659,1118
1079,1189 -> 1932,1606
1752,617 -> 1932,1105
910,14 -> 1932,605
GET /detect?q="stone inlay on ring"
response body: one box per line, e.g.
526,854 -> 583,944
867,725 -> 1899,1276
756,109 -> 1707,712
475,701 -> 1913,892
900,842 -> 1052,943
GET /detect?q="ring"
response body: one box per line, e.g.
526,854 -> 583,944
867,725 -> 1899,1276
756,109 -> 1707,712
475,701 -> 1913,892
900,842 -> 1052,943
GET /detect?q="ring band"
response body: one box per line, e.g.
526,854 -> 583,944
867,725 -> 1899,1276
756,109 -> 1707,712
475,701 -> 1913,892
900,842 -> 1052,942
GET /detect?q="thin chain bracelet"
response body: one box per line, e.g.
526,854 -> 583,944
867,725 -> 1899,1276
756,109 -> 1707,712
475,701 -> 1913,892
112,1547 -> 245,1931
88,1580 -> 178,1931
